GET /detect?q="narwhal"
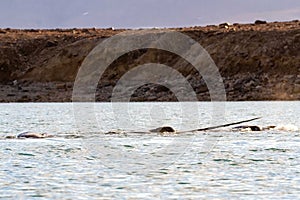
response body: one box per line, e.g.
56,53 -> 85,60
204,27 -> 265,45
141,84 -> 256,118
135,117 -> 262,134
7,116 -> 294,139
5,131 -> 53,139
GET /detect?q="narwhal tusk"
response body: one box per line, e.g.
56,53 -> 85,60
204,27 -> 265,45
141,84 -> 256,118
178,117 -> 262,133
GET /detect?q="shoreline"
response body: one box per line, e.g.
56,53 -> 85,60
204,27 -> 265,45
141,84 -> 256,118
0,20 -> 299,102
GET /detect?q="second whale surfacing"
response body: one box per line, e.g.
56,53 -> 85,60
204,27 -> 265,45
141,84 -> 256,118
232,125 -> 298,132
147,124 -> 297,133
232,125 -> 263,131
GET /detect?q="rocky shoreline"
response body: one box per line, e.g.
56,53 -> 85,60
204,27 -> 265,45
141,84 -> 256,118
0,20 -> 299,102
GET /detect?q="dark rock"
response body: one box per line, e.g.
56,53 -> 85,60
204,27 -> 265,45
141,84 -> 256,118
27,29 -> 39,32
255,20 -> 267,25
295,76 -> 300,84
196,85 -> 208,93
153,85 -> 170,93
219,23 -> 230,28
82,29 -> 90,33
233,78 -> 244,90
45,40 -> 58,47
19,95 -> 29,102
56,83 -> 66,89
293,84 -> 300,93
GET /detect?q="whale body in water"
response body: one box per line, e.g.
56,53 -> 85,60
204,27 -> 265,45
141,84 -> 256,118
232,125 -> 277,131
3,117 -> 298,139
232,125 -> 298,132
148,124 -> 298,133
16,132 -> 53,138
149,126 -> 176,133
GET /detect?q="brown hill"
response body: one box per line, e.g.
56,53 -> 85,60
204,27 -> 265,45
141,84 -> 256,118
0,20 -> 299,102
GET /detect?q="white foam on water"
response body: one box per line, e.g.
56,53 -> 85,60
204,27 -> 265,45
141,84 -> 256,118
274,124 -> 299,132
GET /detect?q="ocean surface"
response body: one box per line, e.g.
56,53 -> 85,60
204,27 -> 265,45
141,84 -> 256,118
0,101 -> 299,199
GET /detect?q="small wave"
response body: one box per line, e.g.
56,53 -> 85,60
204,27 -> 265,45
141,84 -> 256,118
273,124 -> 298,132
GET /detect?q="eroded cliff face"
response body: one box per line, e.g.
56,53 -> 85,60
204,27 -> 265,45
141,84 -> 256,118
0,21 -> 299,102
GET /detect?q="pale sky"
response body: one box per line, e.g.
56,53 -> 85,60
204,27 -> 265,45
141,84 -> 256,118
0,0 -> 299,29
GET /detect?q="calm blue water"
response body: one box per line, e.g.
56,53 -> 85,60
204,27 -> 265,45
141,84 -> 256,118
0,102 -> 299,199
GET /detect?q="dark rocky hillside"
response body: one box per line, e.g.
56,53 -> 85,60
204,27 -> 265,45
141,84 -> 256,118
0,20 -> 299,102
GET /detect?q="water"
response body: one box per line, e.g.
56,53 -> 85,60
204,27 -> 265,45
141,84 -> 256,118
0,102 -> 299,199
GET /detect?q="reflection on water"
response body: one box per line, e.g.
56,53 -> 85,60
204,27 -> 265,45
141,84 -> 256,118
0,102 -> 299,199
